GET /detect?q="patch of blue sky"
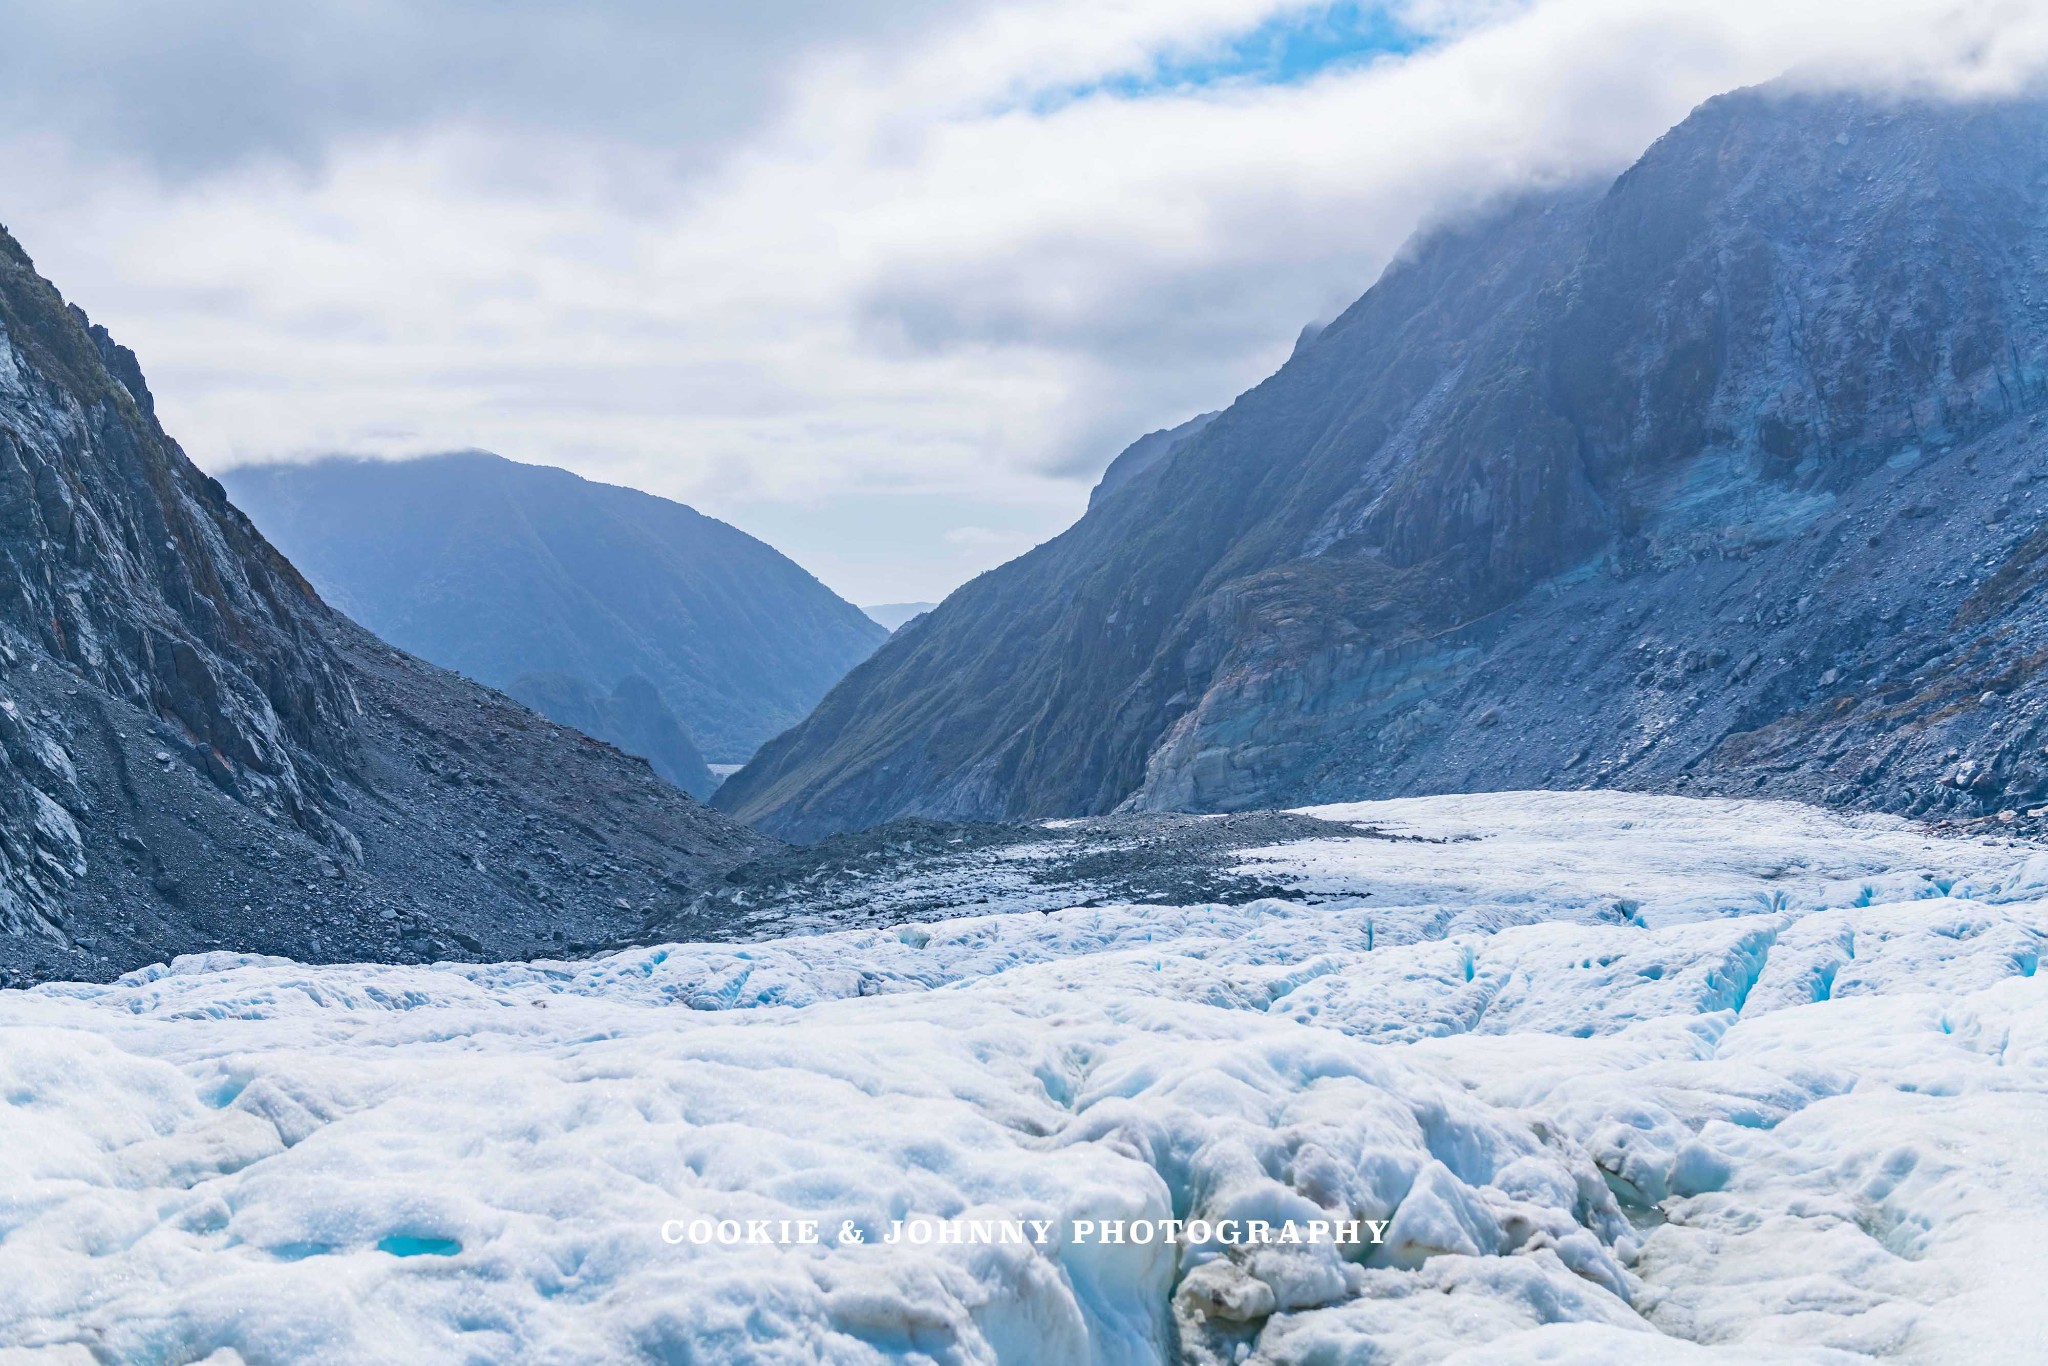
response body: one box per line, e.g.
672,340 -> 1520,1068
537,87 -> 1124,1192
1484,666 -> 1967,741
1031,3 -> 1429,113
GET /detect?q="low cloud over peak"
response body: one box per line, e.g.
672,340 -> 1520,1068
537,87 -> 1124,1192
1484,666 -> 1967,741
5,0 -> 2046,602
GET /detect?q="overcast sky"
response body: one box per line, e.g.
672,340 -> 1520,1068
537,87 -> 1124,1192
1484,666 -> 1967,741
4,0 -> 2046,603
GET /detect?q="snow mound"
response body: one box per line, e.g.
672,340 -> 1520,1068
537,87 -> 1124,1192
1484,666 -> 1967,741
2,792 -> 2045,1362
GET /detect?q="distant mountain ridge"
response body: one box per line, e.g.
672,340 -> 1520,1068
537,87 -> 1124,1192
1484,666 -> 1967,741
719,87 -> 2048,840
1087,410 -> 1218,509
223,453 -> 888,764
0,228 -> 770,982
863,603 -> 937,632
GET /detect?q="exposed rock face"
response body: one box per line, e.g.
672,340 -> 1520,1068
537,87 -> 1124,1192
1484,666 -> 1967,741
0,227 -> 772,982
506,671 -> 715,798
222,451 -> 887,763
719,88 -> 2048,840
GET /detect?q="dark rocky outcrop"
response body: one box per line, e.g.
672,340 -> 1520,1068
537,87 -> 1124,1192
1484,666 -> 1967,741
0,227 -> 773,983
719,88 -> 2048,840
222,451 -> 887,764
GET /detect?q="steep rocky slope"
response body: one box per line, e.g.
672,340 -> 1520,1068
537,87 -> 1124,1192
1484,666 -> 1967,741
0,228 -> 771,983
505,672 -> 715,798
223,452 -> 886,764
720,88 -> 2048,840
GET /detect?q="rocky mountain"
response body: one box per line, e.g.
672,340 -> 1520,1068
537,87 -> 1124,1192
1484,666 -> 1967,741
222,452 -> 887,764
506,672 -> 714,798
719,87 -> 2048,841
0,227 -> 772,983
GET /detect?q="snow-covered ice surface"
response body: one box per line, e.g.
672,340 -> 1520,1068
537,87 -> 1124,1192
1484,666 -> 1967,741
5,792 -> 2048,1363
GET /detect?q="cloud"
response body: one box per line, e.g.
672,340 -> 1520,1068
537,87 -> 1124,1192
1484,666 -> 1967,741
3,0 -> 2047,602
0,0 -> 963,178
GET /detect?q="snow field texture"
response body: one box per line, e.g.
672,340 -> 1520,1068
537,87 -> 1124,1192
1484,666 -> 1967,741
2,792 -> 2046,1363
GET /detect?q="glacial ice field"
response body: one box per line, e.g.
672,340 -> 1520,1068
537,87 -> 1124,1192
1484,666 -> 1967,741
4,791 -> 2048,1364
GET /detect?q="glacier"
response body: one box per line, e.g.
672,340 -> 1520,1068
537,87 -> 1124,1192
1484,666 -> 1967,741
3,792 -> 2047,1364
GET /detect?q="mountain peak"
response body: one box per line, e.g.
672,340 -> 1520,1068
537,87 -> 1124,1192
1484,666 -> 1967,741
221,453 -> 886,765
